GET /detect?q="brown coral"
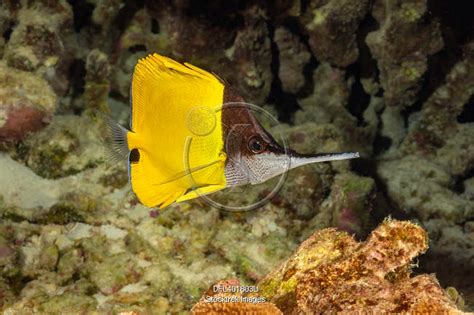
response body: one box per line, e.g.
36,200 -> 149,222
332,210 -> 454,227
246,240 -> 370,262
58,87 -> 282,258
301,0 -> 370,67
274,27 -> 311,94
400,41 -> 474,173
146,2 -> 236,66
84,49 -> 111,115
366,0 -> 444,108
3,0 -> 73,95
192,300 -> 282,315
230,6 -> 273,105
0,62 -> 56,143
257,220 -> 465,314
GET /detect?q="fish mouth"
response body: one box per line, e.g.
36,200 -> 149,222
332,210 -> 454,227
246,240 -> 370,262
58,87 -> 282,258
288,151 -> 360,169
267,143 -> 360,169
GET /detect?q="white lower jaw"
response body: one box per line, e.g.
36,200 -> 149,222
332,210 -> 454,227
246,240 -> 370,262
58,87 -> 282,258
225,151 -> 360,186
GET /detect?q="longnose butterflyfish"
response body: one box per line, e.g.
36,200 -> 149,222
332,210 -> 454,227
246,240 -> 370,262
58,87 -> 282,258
108,54 -> 359,208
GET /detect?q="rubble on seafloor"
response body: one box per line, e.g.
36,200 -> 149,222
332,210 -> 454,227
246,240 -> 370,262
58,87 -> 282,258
0,0 -> 473,313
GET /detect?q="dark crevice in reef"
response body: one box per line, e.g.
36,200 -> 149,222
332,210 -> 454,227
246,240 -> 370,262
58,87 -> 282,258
298,54 -> 319,98
279,16 -> 305,37
300,0 -> 311,14
287,16 -> 319,99
286,15 -> 320,99
356,13 -> 379,80
452,167 -> 474,194
267,22 -> 300,124
405,47 -> 460,126
71,270 -> 82,283
372,135 -> 392,156
100,0 -> 146,60
68,58 -> 87,114
6,274 -> 34,297
115,0 -> 145,34
2,23 -> 14,42
351,157 -> 411,228
109,90 -> 129,104
266,14 -> 320,121
150,17 -> 160,34
128,44 -> 148,53
149,0 -> 245,29
428,0 -> 474,48
346,71 -> 371,127
417,253 -> 474,308
346,13 -> 379,127
401,99 -> 424,128
402,0 -> 473,126
68,0 -> 94,33
0,212 -> 29,223
178,0 -> 246,22
457,94 -> 474,124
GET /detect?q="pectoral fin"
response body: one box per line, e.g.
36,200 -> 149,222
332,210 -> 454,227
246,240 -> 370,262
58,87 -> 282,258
176,184 -> 225,202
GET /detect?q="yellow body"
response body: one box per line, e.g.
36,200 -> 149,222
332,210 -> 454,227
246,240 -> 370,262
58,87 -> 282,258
127,54 -> 227,208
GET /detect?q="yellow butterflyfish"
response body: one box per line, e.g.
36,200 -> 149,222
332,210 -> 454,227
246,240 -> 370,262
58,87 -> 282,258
108,53 -> 359,209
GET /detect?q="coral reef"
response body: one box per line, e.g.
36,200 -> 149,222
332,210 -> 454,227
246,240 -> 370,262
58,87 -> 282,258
84,49 -> 111,115
146,3 -> 273,105
258,220 -> 464,313
366,0 -> 444,108
16,115 -> 106,179
378,41 -> 474,303
3,0 -> 74,95
229,5 -> 273,105
301,0 -> 370,67
293,63 -> 373,158
0,62 -> 57,143
327,172 -> 375,237
0,0 -> 473,312
274,27 -> 311,94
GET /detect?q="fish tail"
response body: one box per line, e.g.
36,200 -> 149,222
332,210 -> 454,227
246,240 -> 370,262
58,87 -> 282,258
105,116 -> 130,161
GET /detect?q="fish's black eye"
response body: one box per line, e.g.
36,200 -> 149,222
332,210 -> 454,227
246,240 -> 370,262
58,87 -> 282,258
248,137 -> 265,154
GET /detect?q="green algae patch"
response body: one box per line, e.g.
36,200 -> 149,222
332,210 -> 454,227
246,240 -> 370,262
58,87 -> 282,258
87,253 -> 141,295
0,277 -> 16,310
279,276 -> 298,295
259,278 -> 280,299
39,193 -> 100,225
37,293 -> 97,313
19,115 -> 107,180
258,228 -> 357,310
41,204 -> 85,225
98,169 -> 128,189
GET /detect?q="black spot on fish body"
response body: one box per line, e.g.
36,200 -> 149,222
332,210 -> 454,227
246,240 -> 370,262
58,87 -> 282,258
129,149 -> 140,164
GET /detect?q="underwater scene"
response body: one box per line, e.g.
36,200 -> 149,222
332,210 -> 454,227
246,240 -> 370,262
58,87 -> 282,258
0,0 -> 473,314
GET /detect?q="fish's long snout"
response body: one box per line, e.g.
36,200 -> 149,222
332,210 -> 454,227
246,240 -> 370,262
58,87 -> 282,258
288,151 -> 360,169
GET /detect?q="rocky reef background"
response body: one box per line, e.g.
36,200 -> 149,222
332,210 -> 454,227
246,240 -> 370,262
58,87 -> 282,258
0,0 -> 473,313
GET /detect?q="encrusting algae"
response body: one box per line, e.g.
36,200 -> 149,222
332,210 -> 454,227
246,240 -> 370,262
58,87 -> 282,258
191,220 -> 466,314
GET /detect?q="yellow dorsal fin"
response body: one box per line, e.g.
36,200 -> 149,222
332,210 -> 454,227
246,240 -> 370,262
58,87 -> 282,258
130,54 -> 222,133
127,54 -> 227,208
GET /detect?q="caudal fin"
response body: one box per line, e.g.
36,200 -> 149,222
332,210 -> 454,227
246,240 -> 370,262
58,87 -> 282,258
105,116 -> 130,161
